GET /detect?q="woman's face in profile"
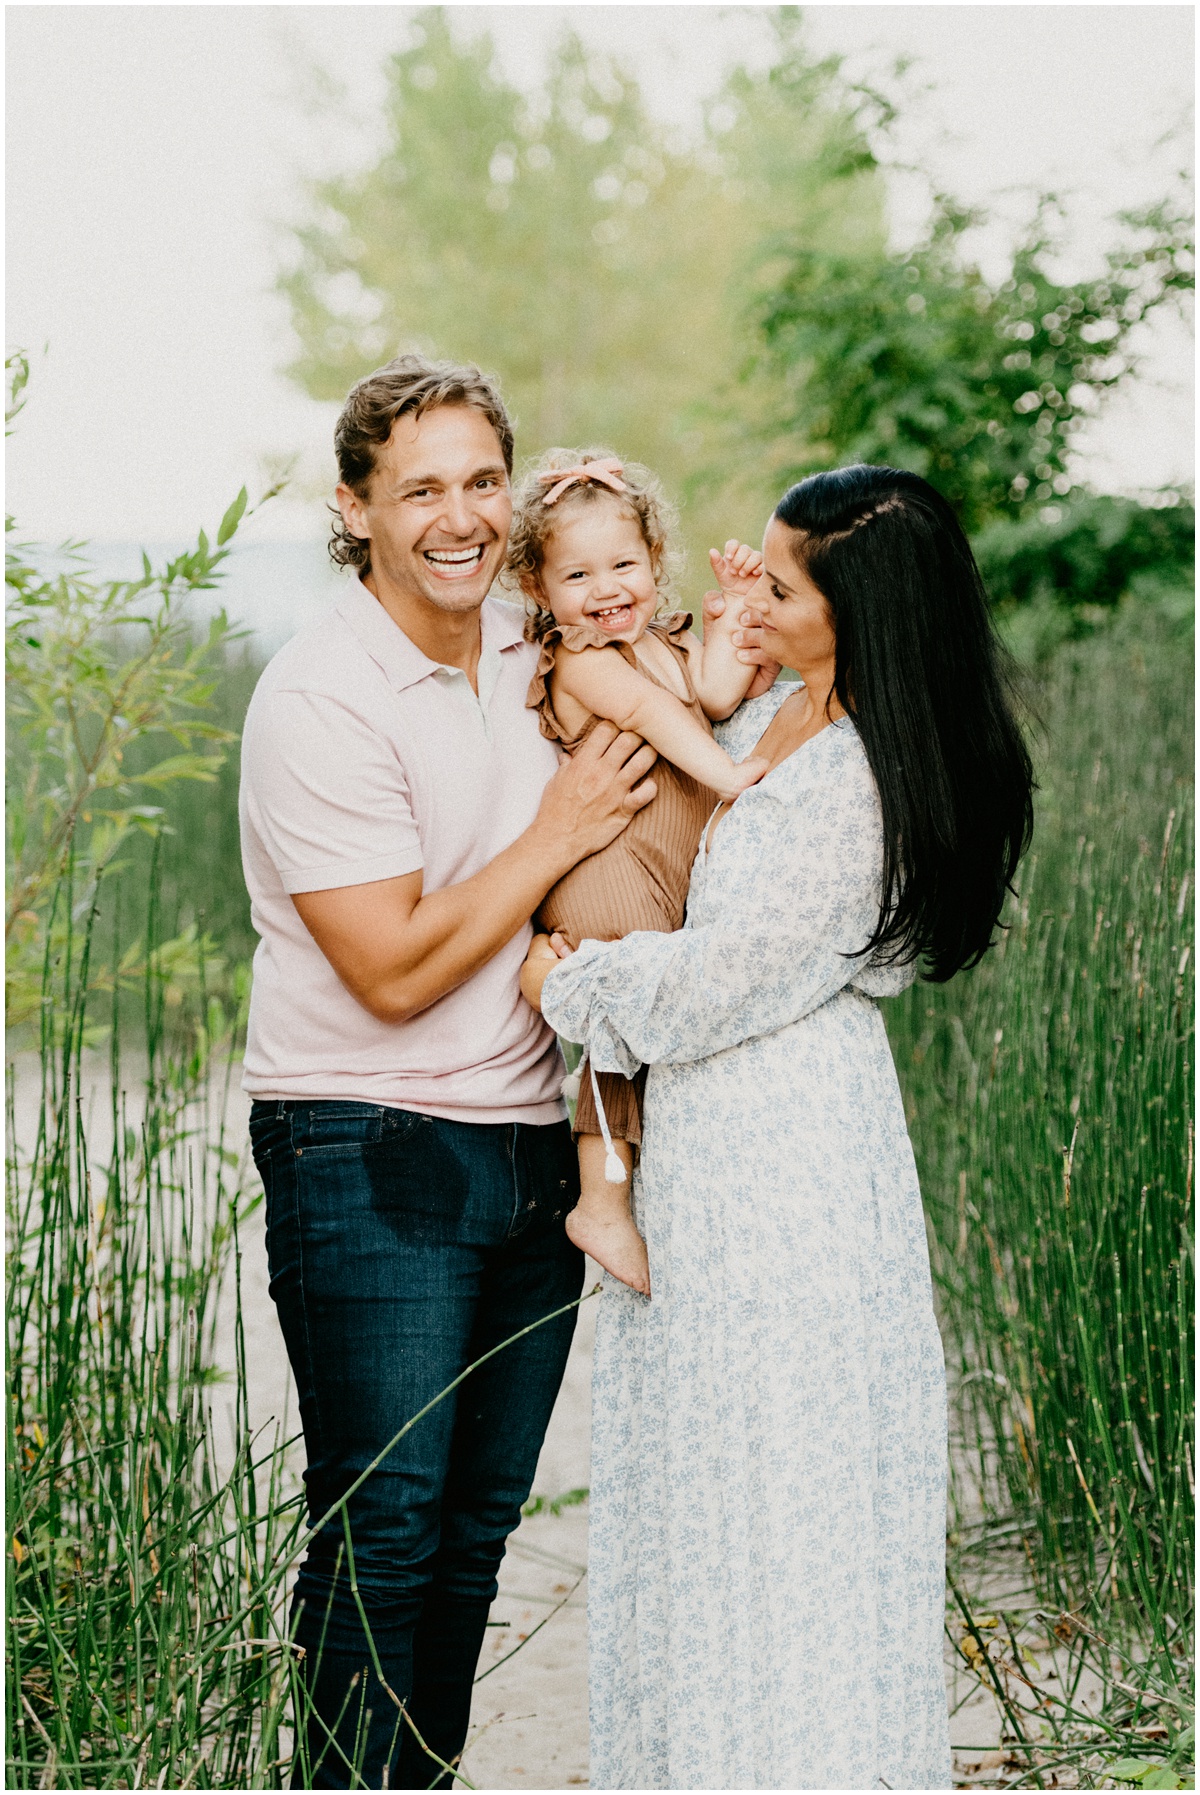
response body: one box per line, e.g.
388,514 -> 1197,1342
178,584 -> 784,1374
749,517 -> 837,677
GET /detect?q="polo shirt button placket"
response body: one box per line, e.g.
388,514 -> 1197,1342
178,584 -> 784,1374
436,664 -> 493,745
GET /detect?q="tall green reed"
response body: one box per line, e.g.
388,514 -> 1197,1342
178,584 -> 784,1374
6,876 -> 310,1789
5,422 -> 313,1782
5,910 -> 594,1789
888,599 -> 1194,1679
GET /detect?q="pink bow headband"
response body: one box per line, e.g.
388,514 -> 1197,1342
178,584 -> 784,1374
538,458 -> 628,507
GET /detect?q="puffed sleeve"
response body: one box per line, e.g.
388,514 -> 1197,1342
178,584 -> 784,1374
540,727 -> 914,1072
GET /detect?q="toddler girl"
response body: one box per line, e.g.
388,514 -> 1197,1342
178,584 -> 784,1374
512,449 -> 767,1295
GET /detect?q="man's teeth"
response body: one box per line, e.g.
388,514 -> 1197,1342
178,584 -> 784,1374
426,546 -> 484,564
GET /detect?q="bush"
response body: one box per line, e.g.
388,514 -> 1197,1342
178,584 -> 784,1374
976,491 -> 1194,619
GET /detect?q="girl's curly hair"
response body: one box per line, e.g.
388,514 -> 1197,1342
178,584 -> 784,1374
503,448 -> 682,639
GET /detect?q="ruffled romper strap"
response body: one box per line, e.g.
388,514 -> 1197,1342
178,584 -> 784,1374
525,610 -> 698,747
525,628 -> 584,749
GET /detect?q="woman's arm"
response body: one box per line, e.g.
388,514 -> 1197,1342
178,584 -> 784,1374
555,646 -> 766,803
539,744 -> 905,1070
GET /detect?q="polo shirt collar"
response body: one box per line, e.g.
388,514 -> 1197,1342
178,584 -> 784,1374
481,593 -> 529,654
336,576 -> 526,694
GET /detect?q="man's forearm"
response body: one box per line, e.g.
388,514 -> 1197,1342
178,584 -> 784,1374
391,823 -> 582,1018
297,821 -> 580,1027
291,721 -> 658,1026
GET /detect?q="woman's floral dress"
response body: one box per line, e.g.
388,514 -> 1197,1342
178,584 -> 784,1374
540,688 -> 952,1791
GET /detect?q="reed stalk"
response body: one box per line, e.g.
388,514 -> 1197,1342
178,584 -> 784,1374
888,602 -> 1194,1689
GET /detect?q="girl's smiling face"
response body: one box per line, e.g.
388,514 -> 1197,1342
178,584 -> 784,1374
749,516 -> 838,683
535,502 -> 660,643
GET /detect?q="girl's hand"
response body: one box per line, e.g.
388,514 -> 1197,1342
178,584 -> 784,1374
712,755 -> 770,804
520,931 -> 574,1014
708,540 -> 764,601
701,590 -> 781,699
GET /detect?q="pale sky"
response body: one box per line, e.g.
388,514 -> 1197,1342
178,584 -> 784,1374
7,4 -> 1195,554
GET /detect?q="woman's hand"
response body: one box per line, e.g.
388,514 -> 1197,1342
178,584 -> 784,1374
708,539 -> 763,601
520,931 -> 574,1014
701,590 -> 781,700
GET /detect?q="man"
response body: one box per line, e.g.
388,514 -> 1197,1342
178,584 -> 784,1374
239,355 -> 660,1789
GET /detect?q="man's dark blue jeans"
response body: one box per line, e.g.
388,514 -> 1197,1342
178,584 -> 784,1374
249,1100 -> 583,1791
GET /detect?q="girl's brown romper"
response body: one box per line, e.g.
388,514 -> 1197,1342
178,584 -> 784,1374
527,610 -> 717,1146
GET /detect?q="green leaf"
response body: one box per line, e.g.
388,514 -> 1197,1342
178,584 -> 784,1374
1109,1761 -> 1163,1783
521,1484 -> 589,1517
1140,1771 -> 1181,1790
217,485 -> 248,546
133,752 -> 226,787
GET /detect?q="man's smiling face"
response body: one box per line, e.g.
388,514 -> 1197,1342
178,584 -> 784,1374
335,403 -> 513,615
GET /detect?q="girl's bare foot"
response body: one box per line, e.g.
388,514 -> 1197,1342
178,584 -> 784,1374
566,1203 -> 651,1296
571,1134 -> 650,1295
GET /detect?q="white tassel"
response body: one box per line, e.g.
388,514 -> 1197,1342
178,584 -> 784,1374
560,1066 -> 582,1103
588,1055 -> 627,1184
589,1058 -> 628,1185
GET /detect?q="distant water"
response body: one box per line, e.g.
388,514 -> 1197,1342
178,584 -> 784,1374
24,538 -> 348,656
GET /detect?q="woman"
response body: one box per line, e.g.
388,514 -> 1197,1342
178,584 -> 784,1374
523,465 -> 1034,1790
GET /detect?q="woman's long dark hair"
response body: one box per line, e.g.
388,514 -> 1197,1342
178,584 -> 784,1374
775,464 -> 1034,982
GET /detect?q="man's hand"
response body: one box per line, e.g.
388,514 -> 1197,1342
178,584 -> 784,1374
529,722 -> 657,868
292,725 -> 654,1028
701,590 -> 782,701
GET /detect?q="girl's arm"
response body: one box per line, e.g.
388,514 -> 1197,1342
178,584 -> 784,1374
701,588 -> 782,702
687,541 -> 767,721
554,646 -> 766,804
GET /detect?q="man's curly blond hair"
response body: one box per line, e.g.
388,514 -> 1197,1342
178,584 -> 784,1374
504,448 -> 683,638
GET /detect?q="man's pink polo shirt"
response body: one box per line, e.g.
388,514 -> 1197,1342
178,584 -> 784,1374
239,576 -> 566,1123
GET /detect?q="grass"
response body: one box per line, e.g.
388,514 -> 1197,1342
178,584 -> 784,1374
885,600 -> 1195,1783
6,561 -> 1193,1785
5,864 -> 310,1788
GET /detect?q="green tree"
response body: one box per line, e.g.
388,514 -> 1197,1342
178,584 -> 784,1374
753,192 -> 1194,531
281,7 -> 888,579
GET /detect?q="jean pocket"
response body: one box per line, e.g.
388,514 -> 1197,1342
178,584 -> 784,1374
295,1104 -> 427,1157
249,1105 -> 290,1165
